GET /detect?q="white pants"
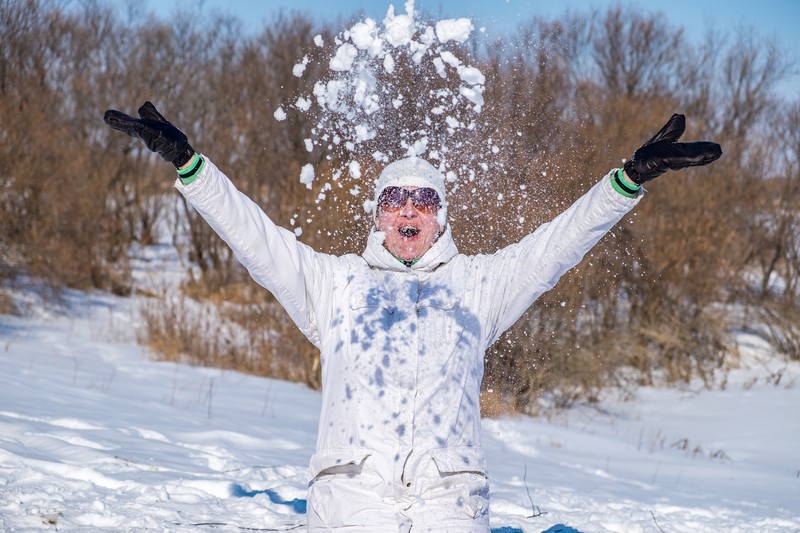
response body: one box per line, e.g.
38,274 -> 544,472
306,454 -> 490,532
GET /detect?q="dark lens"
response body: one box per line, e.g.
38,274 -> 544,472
378,186 -> 408,210
411,188 -> 441,212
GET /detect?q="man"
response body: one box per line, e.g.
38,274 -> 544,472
104,102 -> 721,531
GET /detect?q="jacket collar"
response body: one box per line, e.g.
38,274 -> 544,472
362,225 -> 458,272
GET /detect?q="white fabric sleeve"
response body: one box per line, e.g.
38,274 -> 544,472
476,170 -> 642,347
175,157 -> 331,346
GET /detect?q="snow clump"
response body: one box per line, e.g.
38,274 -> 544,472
299,164 -> 315,189
293,55 -> 309,77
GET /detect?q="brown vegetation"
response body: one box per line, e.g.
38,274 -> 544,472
1,1 -> 798,411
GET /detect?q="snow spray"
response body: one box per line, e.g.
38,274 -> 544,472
273,0 -> 489,238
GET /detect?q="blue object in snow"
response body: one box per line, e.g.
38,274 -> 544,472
230,484 -> 307,514
541,525 -> 583,533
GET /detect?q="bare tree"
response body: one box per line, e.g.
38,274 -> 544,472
2,0 -> 798,402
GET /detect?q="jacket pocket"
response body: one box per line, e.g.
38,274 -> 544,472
428,447 -> 490,521
308,448 -> 373,481
306,449 -> 380,530
429,446 -> 488,477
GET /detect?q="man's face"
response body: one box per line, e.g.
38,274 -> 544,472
375,186 -> 444,262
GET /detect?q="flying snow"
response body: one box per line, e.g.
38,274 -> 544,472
274,0 -> 487,235
330,43 -> 358,72
293,55 -> 309,77
299,163 -> 315,189
349,160 -> 362,179
434,18 -> 473,43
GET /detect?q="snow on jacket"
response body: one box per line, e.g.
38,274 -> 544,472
175,158 -> 641,486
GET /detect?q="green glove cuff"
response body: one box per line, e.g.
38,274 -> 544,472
611,168 -> 641,198
177,153 -> 204,185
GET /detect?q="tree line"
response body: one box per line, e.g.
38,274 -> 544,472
1,0 -> 798,413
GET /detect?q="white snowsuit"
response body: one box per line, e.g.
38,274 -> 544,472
176,159 -> 640,532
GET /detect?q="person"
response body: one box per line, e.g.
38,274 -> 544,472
104,102 -> 721,532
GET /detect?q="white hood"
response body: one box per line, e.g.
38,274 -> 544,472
362,224 -> 459,272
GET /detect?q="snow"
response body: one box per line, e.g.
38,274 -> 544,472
382,3 -> 417,48
329,42 -> 358,72
299,163 -> 315,189
6,1 -> 795,530
435,18 -> 474,44
293,56 -> 309,78
276,0 -> 486,234
348,19 -> 381,54
295,97 -> 311,112
348,160 -> 362,180
1,245 -> 799,531
383,52 -> 396,74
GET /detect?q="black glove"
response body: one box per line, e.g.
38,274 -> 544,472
104,102 -> 195,168
623,114 -> 722,184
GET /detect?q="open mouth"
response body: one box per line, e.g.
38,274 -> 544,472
399,226 -> 420,237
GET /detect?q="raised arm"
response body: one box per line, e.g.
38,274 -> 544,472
478,114 -> 722,346
104,102 -> 331,345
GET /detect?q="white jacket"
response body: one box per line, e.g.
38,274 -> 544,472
176,159 -> 640,488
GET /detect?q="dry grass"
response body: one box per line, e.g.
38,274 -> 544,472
137,289 -> 321,389
0,290 -> 16,316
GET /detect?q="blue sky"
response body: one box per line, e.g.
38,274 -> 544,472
136,0 -> 798,96
138,0 -> 798,44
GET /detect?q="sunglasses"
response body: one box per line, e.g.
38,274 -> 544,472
377,186 -> 442,213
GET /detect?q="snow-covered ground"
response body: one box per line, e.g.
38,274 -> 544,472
1,242 -> 798,532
